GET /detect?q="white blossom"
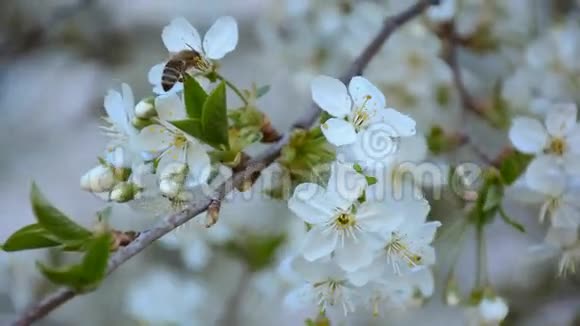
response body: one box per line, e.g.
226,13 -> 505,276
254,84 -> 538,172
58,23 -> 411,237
149,16 -> 238,94
137,94 -> 211,187
288,163 -> 403,272
312,75 -> 416,167
509,103 -> 580,176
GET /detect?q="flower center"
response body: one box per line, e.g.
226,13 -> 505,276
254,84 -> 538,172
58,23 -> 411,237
548,137 -> 566,156
313,279 -> 348,309
173,133 -> 188,148
351,95 -> 374,131
384,232 -> 422,274
334,212 -> 356,229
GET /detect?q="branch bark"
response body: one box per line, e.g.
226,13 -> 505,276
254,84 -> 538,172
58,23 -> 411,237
11,1 -> 439,324
439,21 -> 488,117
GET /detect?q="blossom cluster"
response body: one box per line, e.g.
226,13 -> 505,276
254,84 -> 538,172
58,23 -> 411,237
284,77 -> 440,316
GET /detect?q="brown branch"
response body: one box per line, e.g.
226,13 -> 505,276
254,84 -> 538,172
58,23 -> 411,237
438,21 -> 488,117
11,1 -> 439,325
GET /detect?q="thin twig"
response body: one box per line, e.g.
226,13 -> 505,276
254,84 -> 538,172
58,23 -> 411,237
439,21 -> 488,117
11,1 -> 438,325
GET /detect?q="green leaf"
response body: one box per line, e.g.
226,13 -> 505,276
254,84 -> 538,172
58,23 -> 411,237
353,163 -> 363,174
30,183 -> 92,242
499,151 -> 533,185
201,82 -> 230,149
224,234 -> 285,271
482,183 -> 503,212
36,262 -> 86,291
256,85 -> 271,98
183,75 -> 207,119
170,119 -> 203,139
2,224 -> 60,252
498,206 -> 525,233
80,233 -> 112,286
365,176 -> 377,186
37,233 -> 112,292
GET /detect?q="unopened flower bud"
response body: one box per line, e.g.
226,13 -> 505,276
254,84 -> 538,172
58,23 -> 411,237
160,179 -> 182,198
134,97 -> 156,119
113,167 -> 132,181
206,199 -> 221,227
445,276 -> 461,306
478,296 -> 508,324
81,165 -> 115,193
131,116 -> 154,130
110,182 -> 137,203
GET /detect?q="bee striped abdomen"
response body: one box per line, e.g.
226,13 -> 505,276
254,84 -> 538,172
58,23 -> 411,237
161,60 -> 186,92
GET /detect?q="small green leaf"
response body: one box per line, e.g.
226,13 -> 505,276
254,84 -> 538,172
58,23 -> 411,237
365,176 -> 377,186
256,85 -> 271,98
37,233 -> 112,291
201,82 -> 229,149
499,151 -> 533,185
37,262 -> 86,291
2,224 -> 60,252
482,183 -> 503,212
224,234 -> 285,271
30,183 -> 92,242
353,163 -> 363,174
170,119 -> 203,139
81,233 -> 112,285
183,75 -> 207,119
498,206 -> 525,233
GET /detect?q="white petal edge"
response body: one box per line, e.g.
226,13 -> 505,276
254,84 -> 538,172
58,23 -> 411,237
302,227 -> 337,261
289,183 -> 335,224
311,75 -> 351,118
509,117 -> 548,154
162,17 -> 202,53
348,76 -> 386,114
545,103 -> 578,137
321,118 -> 357,146
203,16 -> 239,60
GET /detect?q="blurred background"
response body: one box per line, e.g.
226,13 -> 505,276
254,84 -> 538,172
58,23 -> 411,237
0,0 -> 579,325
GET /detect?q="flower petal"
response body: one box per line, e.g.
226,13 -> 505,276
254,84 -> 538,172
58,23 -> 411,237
186,144 -> 211,186
525,155 -> 566,195
302,227 -> 337,261
311,75 -> 351,118
104,88 -> 129,131
563,154 -> 580,176
289,183 -> 335,224
137,125 -> 173,152
348,76 -> 386,113
334,238 -> 374,272
155,93 -> 186,121
321,118 -> 357,146
162,17 -> 202,53
202,16 -> 238,60
509,117 -> 548,154
545,103 -> 578,137
551,202 -> 580,229
372,108 -> 417,137
327,162 -> 366,203
565,126 -> 580,154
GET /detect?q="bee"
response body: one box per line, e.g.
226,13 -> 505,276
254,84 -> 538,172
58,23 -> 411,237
161,49 -> 210,92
